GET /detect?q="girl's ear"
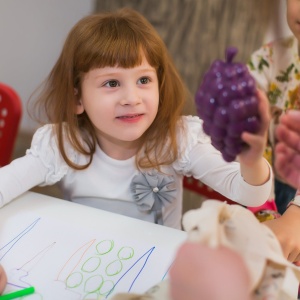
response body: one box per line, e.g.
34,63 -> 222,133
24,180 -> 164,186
74,88 -> 84,114
76,99 -> 84,115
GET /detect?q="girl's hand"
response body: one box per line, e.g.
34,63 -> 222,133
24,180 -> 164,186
274,110 -> 300,189
263,205 -> 300,262
0,265 -> 7,294
237,90 -> 271,186
238,89 -> 270,166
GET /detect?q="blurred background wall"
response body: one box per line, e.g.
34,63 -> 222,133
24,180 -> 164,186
0,0 -> 291,135
0,0 -> 95,134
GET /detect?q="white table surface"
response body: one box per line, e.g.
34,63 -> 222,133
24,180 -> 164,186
0,192 -> 298,299
0,191 -> 187,299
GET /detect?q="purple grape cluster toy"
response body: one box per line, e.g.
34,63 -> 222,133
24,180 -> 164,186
195,47 -> 261,162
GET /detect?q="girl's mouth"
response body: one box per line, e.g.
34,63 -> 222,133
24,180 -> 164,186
116,114 -> 144,123
117,114 -> 143,119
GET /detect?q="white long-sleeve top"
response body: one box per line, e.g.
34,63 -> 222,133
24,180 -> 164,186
0,116 -> 272,229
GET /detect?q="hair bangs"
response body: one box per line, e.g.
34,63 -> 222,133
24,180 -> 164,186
75,15 -> 161,75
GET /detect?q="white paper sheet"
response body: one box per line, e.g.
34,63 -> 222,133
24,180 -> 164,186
0,212 -> 177,299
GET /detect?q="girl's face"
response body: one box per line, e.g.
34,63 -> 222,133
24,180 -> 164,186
287,0 -> 300,42
77,56 -> 159,159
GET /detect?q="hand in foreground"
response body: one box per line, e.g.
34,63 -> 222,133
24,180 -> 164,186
264,205 -> 300,263
274,110 -> 300,189
0,265 -> 7,294
169,242 -> 252,300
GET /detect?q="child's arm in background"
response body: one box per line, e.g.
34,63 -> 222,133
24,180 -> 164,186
0,265 -> 7,294
238,90 -> 271,186
264,110 -> 300,262
264,204 -> 300,263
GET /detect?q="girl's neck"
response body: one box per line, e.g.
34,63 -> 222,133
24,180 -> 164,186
97,137 -> 140,160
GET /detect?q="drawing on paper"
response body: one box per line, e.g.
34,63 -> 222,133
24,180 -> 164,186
0,216 -> 172,299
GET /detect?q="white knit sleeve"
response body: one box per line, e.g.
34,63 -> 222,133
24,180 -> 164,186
26,124 -> 76,185
172,115 -> 212,174
173,116 -> 272,207
0,124 -> 77,207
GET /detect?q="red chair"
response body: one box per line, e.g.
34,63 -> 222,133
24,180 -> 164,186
183,176 -> 237,205
0,83 -> 22,167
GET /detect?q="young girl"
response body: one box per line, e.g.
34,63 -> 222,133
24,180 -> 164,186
0,8 -> 272,229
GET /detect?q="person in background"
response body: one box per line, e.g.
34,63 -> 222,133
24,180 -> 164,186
0,265 -> 6,294
275,110 -> 300,190
264,110 -> 300,264
0,8 -> 271,229
248,0 -> 300,214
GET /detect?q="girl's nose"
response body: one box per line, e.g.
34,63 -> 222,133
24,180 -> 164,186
120,86 -> 142,106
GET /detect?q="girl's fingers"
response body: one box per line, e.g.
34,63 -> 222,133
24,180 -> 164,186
256,89 -> 270,134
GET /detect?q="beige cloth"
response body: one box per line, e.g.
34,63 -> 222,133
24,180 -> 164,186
110,280 -> 169,300
110,200 -> 300,299
183,200 -> 300,299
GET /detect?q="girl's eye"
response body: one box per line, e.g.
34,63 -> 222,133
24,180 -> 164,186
104,80 -> 119,87
138,77 -> 150,84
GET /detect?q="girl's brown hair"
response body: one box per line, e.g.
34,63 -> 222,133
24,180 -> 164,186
33,8 -> 188,170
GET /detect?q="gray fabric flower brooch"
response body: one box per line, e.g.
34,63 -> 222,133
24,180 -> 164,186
130,170 -> 176,224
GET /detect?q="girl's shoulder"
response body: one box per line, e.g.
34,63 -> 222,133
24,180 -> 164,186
171,116 -> 212,173
29,124 -> 57,148
176,115 -> 211,146
27,123 -> 78,164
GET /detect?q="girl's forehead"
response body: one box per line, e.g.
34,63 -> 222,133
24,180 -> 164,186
88,55 -> 156,75
83,56 -> 157,81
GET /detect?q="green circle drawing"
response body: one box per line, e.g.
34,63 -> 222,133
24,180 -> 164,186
66,272 -> 83,288
105,259 -> 123,276
95,240 -> 114,255
81,256 -> 101,273
84,274 -> 104,293
117,247 -> 134,260
99,280 -> 115,295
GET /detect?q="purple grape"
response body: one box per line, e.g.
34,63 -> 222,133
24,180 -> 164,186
210,125 -> 227,140
202,118 -> 212,135
228,96 -> 258,122
224,136 -> 244,148
227,116 -> 260,137
195,46 -> 261,162
214,107 -> 229,127
201,95 -> 218,117
222,152 -> 236,163
211,139 -> 225,152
